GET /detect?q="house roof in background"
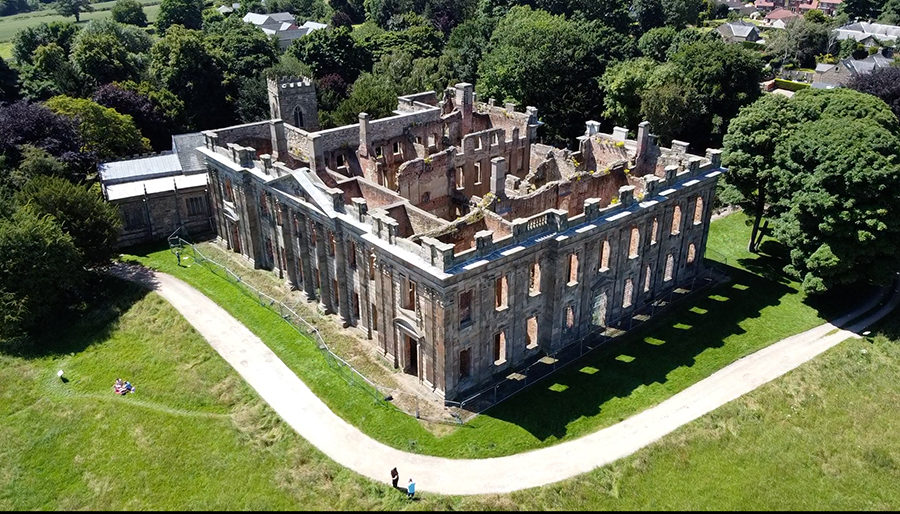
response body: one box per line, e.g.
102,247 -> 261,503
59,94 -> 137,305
766,7 -> 800,19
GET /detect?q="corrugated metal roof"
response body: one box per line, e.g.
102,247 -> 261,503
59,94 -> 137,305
99,153 -> 182,184
105,173 -> 208,201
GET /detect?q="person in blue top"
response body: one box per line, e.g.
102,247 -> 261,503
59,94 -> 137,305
407,478 -> 415,499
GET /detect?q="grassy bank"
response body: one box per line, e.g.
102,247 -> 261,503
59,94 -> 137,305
118,212 -> 847,458
2,211 -> 897,509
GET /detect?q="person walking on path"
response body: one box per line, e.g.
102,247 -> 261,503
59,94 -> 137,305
407,478 -> 415,499
391,467 -> 399,488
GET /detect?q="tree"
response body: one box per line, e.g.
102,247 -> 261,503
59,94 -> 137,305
55,0 -> 94,23
880,0 -> 900,24
0,56 -> 19,103
45,95 -> 150,161
289,26 -> 371,84
149,26 -> 230,129
476,6 -> 635,146
92,83 -> 171,151
12,21 -> 80,65
0,204 -> 83,342
638,25 -> 678,61
772,117 -> 900,293
69,19 -> 152,87
0,100 -> 84,166
16,175 -> 120,266
667,38 -> 763,147
111,0 -> 148,27
638,64 -> 704,143
332,72 -> 397,125
156,0 -> 204,32
266,0 -> 333,22
662,0 -> 704,29
722,94 -> 803,252
721,87 -> 900,293
805,8 -> 827,23
6,145 -> 73,190
838,0 -> 879,21
443,16 -> 495,85
203,17 -> 279,89
765,17 -> 833,68
599,57 -> 659,131
847,65 -> 900,123
18,42 -> 88,100
632,0 -> 666,33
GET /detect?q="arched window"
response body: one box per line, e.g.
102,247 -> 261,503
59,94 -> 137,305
293,106 -> 304,128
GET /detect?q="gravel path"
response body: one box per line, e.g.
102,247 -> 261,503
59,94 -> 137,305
109,263 -> 896,496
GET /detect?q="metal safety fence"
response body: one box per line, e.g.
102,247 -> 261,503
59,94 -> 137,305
169,230 -> 731,426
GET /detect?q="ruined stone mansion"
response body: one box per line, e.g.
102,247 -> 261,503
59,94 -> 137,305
197,77 -> 724,403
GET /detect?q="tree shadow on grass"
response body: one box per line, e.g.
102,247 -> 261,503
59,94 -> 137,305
3,273 -> 152,359
484,264 -> 796,441
736,239 -> 794,285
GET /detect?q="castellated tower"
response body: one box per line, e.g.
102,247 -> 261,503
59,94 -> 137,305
267,76 -> 320,131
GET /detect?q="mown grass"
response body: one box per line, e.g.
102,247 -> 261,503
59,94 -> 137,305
3,212 -> 899,509
0,1 -> 161,44
117,212 -> 864,459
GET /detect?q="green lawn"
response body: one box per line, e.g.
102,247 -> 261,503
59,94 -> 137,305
0,41 -> 11,60
2,211 -> 898,509
0,1 -> 161,44
116,212 -> 860,459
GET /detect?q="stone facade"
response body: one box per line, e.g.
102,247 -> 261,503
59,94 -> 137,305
199,83 -> 724,403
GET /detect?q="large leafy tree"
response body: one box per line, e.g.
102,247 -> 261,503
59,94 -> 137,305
839,0 -> 880,21
721,88 -> 900,293
477,6 -> 635,146
765,16 -> 833,68
55,0 -> 94,22
722,94 -> 803,252
290,26 -> 371,84
881,0 -> 900,23
638,25 -> 678,61
0,56 -> 19,103
773,117 -> 900,293
69,19 -> 152,87
156,0 -> 204,32
599,57 -> 659,131
12,21 -> 80,65
18,42 -> 88,100
847,66 -> 900,123
149,26 -> 230,129
16,175 -> 120,266
332,72 -> 397,125
442,16 -> 495,85
92,83 -> 171,151
111,0 -> 148,26
632,0 -> 666,33
45,95 -> 150,161
203,16 -> 279,90
0,100 -> 84,166
666,38 -> 763,147
0,204 -> 83,342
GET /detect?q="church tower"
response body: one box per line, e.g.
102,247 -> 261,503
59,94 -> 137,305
267,76 -> 320,131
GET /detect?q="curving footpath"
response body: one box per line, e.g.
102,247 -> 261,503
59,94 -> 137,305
109,263 -> 899,496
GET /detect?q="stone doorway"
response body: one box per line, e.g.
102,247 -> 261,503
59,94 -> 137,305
406,334 -> 418,377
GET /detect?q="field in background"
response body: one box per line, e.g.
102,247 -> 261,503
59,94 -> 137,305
0,0 -> 161,50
